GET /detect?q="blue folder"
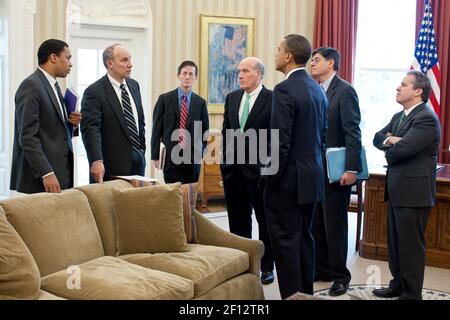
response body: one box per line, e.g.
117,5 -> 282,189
64,88 -> 78,115
325,147 -> 369,183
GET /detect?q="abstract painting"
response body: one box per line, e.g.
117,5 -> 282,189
200,15 -> 255,114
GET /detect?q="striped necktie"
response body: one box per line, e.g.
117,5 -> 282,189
120,84 -> 141,152
179,95 -> 188,149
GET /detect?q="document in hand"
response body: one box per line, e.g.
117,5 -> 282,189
325,147 -> 369,183
64,88 -> 78,115
158,144 -> 166,170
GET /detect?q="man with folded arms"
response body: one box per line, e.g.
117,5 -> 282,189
373,71 -> 441,300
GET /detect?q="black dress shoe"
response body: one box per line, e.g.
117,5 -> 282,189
314,274 -> 332,282
261,271 -> 274,285
328,282 -> 349,297
372,287 -> 402,298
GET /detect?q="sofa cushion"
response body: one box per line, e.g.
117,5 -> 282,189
76,180 -> 132,256
0,206 -> 40,300
129,180 -> 199,244
37,290 -> 65,300
113,183 -> 189,255
41,256 -> 194,300
0,190 -> 105,276
120,244 -> 249,297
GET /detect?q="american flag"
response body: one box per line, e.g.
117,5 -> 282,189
411,0 -> 441,118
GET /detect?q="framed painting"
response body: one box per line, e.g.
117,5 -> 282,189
200,14 -> 255,114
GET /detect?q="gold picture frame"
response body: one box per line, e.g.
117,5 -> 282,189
200,14 -> 255,114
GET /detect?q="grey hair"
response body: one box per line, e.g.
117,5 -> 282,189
407,70 -> 431,102
255,60 -> 265,80
102,44 -> 122,69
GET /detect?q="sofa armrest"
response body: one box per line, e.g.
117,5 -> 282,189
193,211 -> 263,276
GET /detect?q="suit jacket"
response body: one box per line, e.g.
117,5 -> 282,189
269,69 -> 328,205
325,75 -> 362,171
151,89 -> 209,170
10,69 -> 73,193
373,103 -> 441,207
80,75 -> 146,178
221,86 -> 272,181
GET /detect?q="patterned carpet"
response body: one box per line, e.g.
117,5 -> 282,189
315,285 -> 450,300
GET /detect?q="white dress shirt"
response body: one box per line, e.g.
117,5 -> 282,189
321,72 -> 337,93
239,84 -> 263,121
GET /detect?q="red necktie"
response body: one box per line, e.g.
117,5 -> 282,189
179,95 -> 188,148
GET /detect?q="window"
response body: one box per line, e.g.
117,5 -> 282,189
74,49 -> 105,186
354,0 -> 417,168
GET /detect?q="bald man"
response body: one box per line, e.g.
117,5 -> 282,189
221,57 -> 275,285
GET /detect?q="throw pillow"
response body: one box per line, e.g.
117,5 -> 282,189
125,177 -> 199,244
0,206 -> 40,300
113,183 -> 189,255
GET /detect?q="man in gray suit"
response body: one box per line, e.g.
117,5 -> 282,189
373,71 -> 441,300
10,39 -> 81,194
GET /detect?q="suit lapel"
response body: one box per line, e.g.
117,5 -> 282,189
326,75 -> 339,102
126,80 -> 143,125
398,103 -> 426,133
232,91 -> 244,129
171,90 -> 180,125
186,93 -> 197,128
36,69 -> 66,124
103,76 -> 130,139
245,87 -> 268,130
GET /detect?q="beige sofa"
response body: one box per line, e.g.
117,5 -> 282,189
0,180 -> 265,300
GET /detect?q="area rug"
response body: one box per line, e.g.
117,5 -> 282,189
315,285 -> 450,300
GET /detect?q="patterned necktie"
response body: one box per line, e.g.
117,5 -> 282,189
395,112 -> 407,133
54,82 -> 68,122
120,84 -> 141,152
179,95 -> 188,149
240,94 -> 250,130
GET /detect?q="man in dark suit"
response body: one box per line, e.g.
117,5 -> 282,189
81,44 -> 146,183
310,47 -> 362,296
151,61 -> 209,184
373,71 -> 441,300
264,34 -> 328,298
221,57 -> 275,285
10,39 -> 81,194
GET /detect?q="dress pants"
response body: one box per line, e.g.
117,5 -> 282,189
164,163 -> 200,184
223,168 -> 274,273
387,204 -> 430,300
313,184 -> 351,284
264,180 -> 316,298
130,148 -> 146,176
96,148 -> 145,183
